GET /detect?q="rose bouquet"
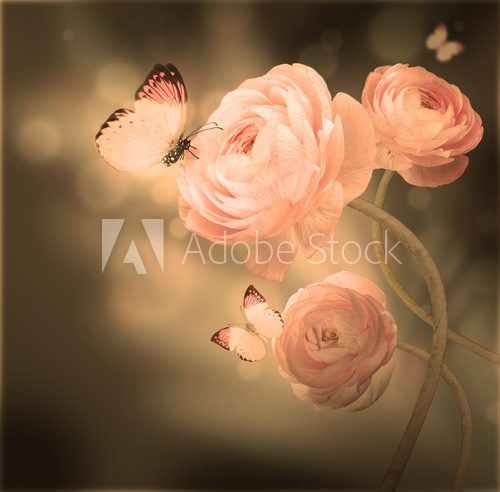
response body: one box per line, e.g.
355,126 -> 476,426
178,63 -> 492,491
97,61 -> 497,491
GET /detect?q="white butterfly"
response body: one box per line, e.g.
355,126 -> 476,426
211,285 -> 284,362
426,23 -> 464,62
95,62 -> 221,171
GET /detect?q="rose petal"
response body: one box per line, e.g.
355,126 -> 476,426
325,271 -> 387,307
331,93 -> 376,203
345,356 -> 396,412
399,155 -> 469,187
294,181 -> 343,257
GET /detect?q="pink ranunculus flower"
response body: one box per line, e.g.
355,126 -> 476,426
362,63 -> 483,187
178,63 -> 376,281
273,271 -> 397,411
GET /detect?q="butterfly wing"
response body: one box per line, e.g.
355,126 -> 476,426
96,63 -> 187,171
235,331 -> 266,362
211,326 -> 265,362
436,41 -> 464,62
243,285 -> 283,339
96,105 -> 173,171
243,284 -> 266,308
135,63 -> 187,136
426,22 -> 448,50
135,63 -> 187,104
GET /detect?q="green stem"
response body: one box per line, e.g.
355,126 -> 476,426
397,341 -> 472,491
348,198 -> 448,491
373,171 -> 500,366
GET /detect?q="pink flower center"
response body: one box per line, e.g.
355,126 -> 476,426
225,123 -> 258,155
322,328 -> 339,342
419,89 -> 441,111
306,323 -> 341,351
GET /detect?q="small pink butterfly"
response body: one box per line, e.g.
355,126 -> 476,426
426,23 -> 464,62
211,285 -> 284,362
96,62 -> 221,171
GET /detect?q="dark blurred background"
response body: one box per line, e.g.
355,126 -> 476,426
2,1 -> 498,490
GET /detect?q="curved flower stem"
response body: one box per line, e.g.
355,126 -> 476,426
397,341 -> 472,491
373,170 -> 500,366
348,197 -> 448,491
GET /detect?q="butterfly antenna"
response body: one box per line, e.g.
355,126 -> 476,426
190,122 -> 213,132
186,122 -> 223,139
183,122 -> 216,138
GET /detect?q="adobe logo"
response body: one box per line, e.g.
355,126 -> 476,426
101,219 -> 164,274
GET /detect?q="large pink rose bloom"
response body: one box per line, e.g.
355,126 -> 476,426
362,63 -> 483,187
178,64 -> 376,280
274,272 -> 397,411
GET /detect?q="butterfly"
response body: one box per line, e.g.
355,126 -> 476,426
95,62 -> 221,171
425,23 -> 464,62
211,285 -> 284,362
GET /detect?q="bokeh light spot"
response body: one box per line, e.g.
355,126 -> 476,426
237,361 -> 262,381
169,217 -> 188,239
62,29 -> 74,41
369,7 -> 425,62
95,61 -> 139,105
17,117 -> 62,164
407,187 -> 431,209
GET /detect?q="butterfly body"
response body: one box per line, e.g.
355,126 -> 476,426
244,321 -> 257,333
162,137 -> 193,166
211,285 -> 283,362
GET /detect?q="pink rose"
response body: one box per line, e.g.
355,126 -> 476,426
362,63 -> 483,187
178,64 -> 376,281
274,271 -> 397,411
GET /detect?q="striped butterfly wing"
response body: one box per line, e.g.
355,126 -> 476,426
243,285 -> 283,339
96,63 -> 188,171
211,326 -> 266,362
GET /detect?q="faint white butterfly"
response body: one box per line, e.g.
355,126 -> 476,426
426,23 -> 464,62
95,62 -> 221,171
211,285 -> 284,362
